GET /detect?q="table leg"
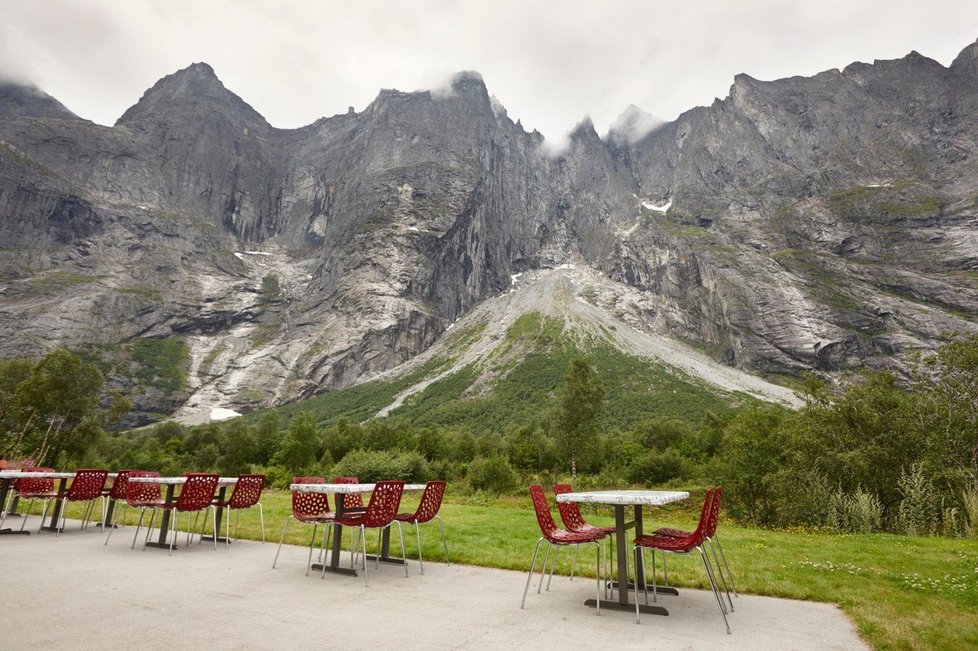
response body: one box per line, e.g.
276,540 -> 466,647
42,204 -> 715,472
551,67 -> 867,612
0,478 -> 29,536
584,503 -> 669,615
312,499 -> 358,576
144,485 -> 176,549
40,478 -> 69,532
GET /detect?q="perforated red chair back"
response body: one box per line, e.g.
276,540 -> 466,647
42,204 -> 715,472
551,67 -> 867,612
332,476 -> 364,511
529,485 -> 561,541
66,469 -> 109,501
687,487 -> 717,546
107,470 -> 134,500
228,474 -> 265,509
706,486 -> 723,537
125,471 -> 162,506
358,480 -> 404,528
552,483 -> 590,532
291,476 -> 330,521
174,473 -> 219,512
405,480 -> 446,524
14,467 -> 55,497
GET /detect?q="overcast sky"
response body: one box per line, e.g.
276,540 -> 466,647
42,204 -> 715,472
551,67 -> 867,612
2,0 -> 978,143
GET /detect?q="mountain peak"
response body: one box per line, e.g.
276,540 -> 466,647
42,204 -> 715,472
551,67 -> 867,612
951,38 -> 978,77
0,81 -> 80,122
607,104 -> 665,145
116,62 -> 268,127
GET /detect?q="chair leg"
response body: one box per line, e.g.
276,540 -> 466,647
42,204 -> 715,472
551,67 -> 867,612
570,544 -> 580,580
414,520 -> 425,575
211,507 -> 218,550
594,541 -> 601,616
142,510 -> 157,550
663,554 -> 669,587
634,547 -> 642,624
392,521 -> 408,577
714,536 -> 737,597
321,523 -> 335,579
537,544 -> 552,594
55,498 -> 68,536
360,525 -> 369,587
37,499 -> 48,532
435,514 -> 450,565
708,538 -> 734,611
521,537 -> 545,609
546,546 -> 561,591
305,523 -> 319,576
272,517 -> 292,568
131,510 -> 146,549
699,546 -> 731,634
257,503 -> 266,543
168,511 -> 177,556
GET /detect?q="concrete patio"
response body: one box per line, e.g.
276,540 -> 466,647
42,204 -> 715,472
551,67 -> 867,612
0,520 -> 868,650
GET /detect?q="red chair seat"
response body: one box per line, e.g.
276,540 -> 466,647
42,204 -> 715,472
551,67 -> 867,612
549,528 -> 605,544
653,526 -> 691,538
634,533 -> 697,552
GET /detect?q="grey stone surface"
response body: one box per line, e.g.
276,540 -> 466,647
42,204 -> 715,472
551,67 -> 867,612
0,519 -> 868,650
1,42 -> 977,421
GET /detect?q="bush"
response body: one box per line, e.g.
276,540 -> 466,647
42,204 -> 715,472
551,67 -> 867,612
831,487 -> 883,533
466,456 -> 518,494
251,464 -> 294,490
627,448 -> 684,485
895,464 -> 941,535
331,449 -> 430,483
771,468 -> 834,528
963,482 -> 978,539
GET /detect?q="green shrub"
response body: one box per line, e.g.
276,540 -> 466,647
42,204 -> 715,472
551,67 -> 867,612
831,487 -> 883,533
466,456 -> 517,494
895,464 -> 941,535
332,449 -> 430,483
963,482 -> 978,539
251,464 -> 294,490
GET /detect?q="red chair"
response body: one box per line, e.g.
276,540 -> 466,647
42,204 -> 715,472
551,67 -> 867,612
0,467 -> 56,532
100,470 -> 134,529
208,473 -> 266,546
553,483 -> 615,583
47,469 -> 109,535
521,485 -> 604,613
104,470 -> 164,548
632,487 -> 730,633
140,473 -> 219,556
328,481 -> 406,586
653,487 -> 736,608
272,477 -> 334,575
393,480 -> 450,574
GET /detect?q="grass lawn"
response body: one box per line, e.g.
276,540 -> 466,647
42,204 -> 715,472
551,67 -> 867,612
57,488 -> 978,650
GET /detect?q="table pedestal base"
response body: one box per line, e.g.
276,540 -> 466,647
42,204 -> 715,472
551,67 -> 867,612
0,528 -> 30,535
585,598 -> 669,616
612,582 -> 679,596
311,562 -> 358,577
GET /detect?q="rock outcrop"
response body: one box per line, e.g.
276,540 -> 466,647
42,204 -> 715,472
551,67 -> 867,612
1,42 -> 977,423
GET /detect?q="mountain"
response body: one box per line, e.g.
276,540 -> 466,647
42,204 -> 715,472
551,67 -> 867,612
1,42 -> 977,424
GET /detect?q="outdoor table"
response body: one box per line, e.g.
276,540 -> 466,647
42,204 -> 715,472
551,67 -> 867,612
289,482 -> 426,576
556,489 -> 689,616
127,476 -> 238,549
0,470 -> 117,535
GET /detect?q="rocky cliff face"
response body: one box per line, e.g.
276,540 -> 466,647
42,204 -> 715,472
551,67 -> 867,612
1,42 -> 977,423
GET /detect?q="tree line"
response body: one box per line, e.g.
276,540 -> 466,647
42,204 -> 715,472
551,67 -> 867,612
2,336 -> 977,537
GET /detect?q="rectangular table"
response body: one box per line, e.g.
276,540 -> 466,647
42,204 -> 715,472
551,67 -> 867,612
127,476 -> 238,549
0,470 -> 117,535
289,483 -> 426,576
556,489 -> 689,616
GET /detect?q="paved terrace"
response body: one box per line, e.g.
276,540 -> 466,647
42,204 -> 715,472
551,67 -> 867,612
0,520 -> 868,650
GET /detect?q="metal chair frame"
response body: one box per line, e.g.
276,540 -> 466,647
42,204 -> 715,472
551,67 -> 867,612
393,480 -> 450,574
0,467 -> 56,532
272,477 -> 334,575
330,480 -> 407,587
521,485 -> 604,614
632,487 -> 731,634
